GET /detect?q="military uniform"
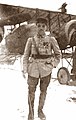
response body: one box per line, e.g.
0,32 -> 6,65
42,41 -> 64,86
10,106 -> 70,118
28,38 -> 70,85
23,34 -> 61,77
23,29 -> 61,120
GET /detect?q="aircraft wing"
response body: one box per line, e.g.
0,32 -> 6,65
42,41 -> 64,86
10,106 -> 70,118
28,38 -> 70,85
0,13 -> 31,26
0,3 -> 76,50
0,3 -> 76,29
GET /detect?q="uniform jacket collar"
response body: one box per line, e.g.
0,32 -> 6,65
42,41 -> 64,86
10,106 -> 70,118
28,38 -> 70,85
37,33 -> 46,38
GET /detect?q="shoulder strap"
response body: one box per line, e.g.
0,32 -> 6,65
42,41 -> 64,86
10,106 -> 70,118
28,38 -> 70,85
32,37 -> 39,55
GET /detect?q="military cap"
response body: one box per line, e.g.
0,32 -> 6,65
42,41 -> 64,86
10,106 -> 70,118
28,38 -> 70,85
36,17 -> 47,25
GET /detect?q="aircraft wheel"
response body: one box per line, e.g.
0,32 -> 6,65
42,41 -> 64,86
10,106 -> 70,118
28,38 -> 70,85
57,67 -> 70,85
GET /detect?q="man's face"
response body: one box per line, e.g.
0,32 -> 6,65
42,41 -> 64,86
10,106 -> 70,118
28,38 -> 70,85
36,23 -> 47,35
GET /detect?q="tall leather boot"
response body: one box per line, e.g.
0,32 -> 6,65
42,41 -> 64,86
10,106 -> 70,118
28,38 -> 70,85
38,92 -> 46,120
28,93 -> 34,120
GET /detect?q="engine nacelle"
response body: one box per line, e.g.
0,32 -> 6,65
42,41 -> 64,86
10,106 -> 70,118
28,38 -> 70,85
65,19 -> 76,47
5,24 -> 37,55
55,19 -> 76,50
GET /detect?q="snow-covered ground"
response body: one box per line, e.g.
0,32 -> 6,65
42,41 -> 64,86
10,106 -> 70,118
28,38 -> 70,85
0,56 -> 76,120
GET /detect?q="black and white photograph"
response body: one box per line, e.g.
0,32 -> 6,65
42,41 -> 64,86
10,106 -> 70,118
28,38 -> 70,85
0,0 -> 76,120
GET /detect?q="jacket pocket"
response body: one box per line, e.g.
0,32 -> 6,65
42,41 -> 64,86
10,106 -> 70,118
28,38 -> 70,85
45,61 -> 53,67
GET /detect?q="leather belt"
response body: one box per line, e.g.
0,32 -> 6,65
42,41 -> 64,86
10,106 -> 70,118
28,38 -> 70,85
31,54 -> 53,59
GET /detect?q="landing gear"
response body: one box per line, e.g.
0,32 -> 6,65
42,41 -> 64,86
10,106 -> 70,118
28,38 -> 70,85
57,67 -> 70,85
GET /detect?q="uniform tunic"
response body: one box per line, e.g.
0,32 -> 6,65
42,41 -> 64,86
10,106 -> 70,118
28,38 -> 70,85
23,34 -> 61,78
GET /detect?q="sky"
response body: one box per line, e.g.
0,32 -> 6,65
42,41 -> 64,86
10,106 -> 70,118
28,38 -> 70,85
0,0 -> 76,15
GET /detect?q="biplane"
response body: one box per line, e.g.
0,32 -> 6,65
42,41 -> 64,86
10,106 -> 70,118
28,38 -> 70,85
0,3 -> 76,85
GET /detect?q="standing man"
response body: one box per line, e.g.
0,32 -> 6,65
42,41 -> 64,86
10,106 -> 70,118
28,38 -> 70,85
23,17 -> 61,120
58,2 -> 67,14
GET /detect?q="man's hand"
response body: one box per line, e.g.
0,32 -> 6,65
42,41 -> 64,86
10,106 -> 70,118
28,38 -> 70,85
22,71 -> 28,80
